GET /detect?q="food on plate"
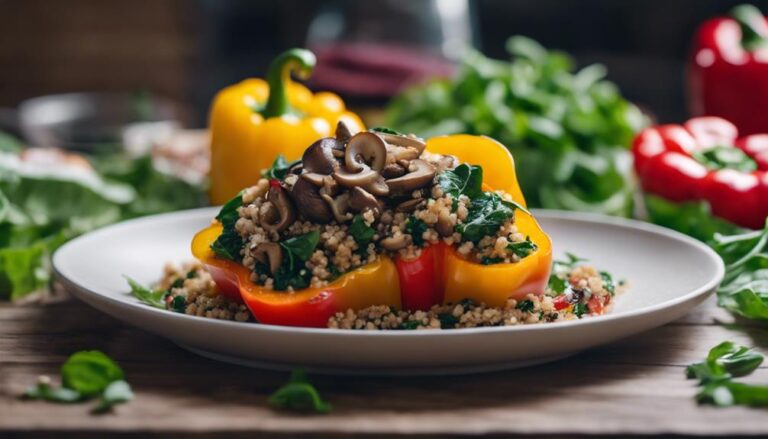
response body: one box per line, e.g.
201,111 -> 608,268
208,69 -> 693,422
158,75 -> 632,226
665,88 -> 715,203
208,48 -> 365,204
385,35 -> 645,217
688,4 -> 768,135
633,116 -> 768,238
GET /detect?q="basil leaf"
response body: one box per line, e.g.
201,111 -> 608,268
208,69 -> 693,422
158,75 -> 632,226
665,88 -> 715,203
261,155 -> 298,180
125,276 -> 167,309
269,369 -> 331,414
210,191 -> 244,261
457,192 -> 516,242
437,164 -> 483,199
61,351 -> 125,397
349,215 -> 374,248
92,380 -> 134,414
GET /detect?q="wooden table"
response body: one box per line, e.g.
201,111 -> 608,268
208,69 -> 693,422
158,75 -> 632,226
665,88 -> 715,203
1,295 -> 767,439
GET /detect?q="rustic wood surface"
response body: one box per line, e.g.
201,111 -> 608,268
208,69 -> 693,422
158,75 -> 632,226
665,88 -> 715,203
1,294 -> 767,439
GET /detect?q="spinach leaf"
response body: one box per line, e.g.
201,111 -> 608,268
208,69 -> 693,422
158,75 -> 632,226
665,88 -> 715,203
437,164 -> 483,199
405,216 -> 428,246
125,277 -> 167,309
349,215 -> 374,248
507,237 -> 537,258
548,274 -> 568,294
269,369 -> 331,413
280,231 -> 321,263
61,350 -> 125,398
210,191 -> 244,261
516,299 -> 535,312
457,192 -> 517,242
261,155 -> 298,180
273,231 -> 320,291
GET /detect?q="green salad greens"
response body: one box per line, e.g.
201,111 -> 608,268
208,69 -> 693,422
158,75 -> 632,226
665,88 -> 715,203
386,36 -> 646,216
0,133 -> 207,301
686,342 -> 767,407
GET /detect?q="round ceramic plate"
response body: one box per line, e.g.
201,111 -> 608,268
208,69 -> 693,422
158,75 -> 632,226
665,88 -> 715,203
53,208 -> 724,375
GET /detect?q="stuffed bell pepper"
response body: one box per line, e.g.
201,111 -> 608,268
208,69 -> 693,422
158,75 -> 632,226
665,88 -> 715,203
192,124 -> 553,327
208,48 -> 365,204
688,4 -> 768,135
633,116 -> 768,237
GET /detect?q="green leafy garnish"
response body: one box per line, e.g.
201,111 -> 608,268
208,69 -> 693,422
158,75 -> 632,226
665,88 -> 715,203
437,312 -> 460,329
268,369 -> 331,414
692,146 -> 757,173
210,191 -> 244,261
349,214 -> 375,248
171,296 -> 187,313
386,35 -> 645,217
507,237 -> 537,258
437,163 -> 483,199
600,271 -> 616,295
548,274 -> 568,294
405,216 -> 429,246
273,231 -> 320,291
261,155 -> 299,180
573,302 -> 588,318
400,320 -> 422,330
125,277 -> 167,309
280,230 -> 321,263
687,342 -> 767,407
457,192 -> 520,242
516,299 -> 535,313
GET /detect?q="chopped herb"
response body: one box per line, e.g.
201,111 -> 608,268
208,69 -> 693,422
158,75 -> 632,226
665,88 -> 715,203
405,216 -> 429,246
516,299 -> 535,313
548,274 -> 568,294
125,277 -> 166,309
459,298 -> 477,308
169,278 -> 184,290
210,191 -> 245,261
437,312 -> 459,329
553,252 -> 588,271
349,215 -> 375,247
369,126 -> 403,135
400,320 -> 422,330
437,163 -> 483,199
269,369 -> 331,414
261,155 -> 299,180
600,271 -> 615,295
171,296 -> 187,313
573,302 -> 588,318
687,341 -> 767,407
457,192 -> 523,242
185,270 -> 197,279
481,256 -> 504,265
507,237 -> 537,258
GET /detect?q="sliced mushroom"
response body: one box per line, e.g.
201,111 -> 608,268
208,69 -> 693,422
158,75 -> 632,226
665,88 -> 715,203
364,176 -> 390,197
335,120 -> 354,142
345,132 -> 387,172
380,234 -> 412,251
290,177 -> 333,223
321,192 -> 353,223
381,163 -> 406,179
252,242 -> 283,275
259,186 -> 296,233
349,187 -> 380,215
303,137 -> 344,174
395,198 -> 423,213
319,175 -> 340,197
385,159 -> 436,193
436,215 -> 454,237
300,172 -> 326,187
387,145 -> 420,162
380,133 -> 426,154
332,166 -> 380,188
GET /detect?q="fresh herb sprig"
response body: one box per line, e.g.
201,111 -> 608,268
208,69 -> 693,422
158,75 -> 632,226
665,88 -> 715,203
268,369 -> 331,413
686,341 -> 768,407
24,350 -> 133,414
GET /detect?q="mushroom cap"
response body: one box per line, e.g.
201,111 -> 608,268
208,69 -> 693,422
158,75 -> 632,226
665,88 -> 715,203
364,176 -> 390,197
303,137 -> 344,174
395,198 -> 423,213
381,163 -> 406,179
345,132 -> 387,172
332,166 -> 380,188
290,177 -> 333,223
380,133 -> 426,154
385,159 -> 436,193
349,187 -> 380,214
252,242 -> 283,275
259,186 -> 296,233
335,120 -> 354,142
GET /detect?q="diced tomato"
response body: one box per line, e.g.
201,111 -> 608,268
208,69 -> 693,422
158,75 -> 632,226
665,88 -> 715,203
587,295 -> 606,315
553,295 -> 571,311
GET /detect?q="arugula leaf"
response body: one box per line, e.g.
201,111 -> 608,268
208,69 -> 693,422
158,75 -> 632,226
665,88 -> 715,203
507,237 -> 537,258
61,351 -> 125,398
92,380 -> 134,414
349,215 -> 374,248
210,191 -> 244,261
457,192 -> 517,242
437,164 -> 483,199
261,155 -> 298,180
125,277 -> 167,309
269,369 -> 331,413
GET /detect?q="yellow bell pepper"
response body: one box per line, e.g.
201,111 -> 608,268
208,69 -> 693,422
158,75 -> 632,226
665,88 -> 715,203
193,134 -> 552,327
208,48 -> 365,204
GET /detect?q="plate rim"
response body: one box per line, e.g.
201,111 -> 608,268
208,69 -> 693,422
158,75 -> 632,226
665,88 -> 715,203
53,207 -> 725,338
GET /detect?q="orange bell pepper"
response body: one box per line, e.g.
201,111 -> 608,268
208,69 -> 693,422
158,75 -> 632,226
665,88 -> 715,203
192,134 -> 552,326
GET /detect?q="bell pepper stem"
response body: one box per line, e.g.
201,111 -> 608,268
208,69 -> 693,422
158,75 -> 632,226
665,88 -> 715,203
261,48 -> 316,118
731,4 -> 768,51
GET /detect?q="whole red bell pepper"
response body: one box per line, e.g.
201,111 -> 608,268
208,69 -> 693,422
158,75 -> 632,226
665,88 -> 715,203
633,116 -> 768,229
688,4 -> 768,135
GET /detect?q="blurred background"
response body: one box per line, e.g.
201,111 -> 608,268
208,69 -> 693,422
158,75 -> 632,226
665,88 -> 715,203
1,0 -> 767,129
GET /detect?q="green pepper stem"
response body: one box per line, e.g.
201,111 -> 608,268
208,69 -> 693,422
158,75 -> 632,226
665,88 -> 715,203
261,49 -> 316,119
731,4 -> 768,52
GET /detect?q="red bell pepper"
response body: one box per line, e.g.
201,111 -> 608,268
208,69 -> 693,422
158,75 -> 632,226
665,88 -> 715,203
632,116 -> 768,229
688,4 -> 768,135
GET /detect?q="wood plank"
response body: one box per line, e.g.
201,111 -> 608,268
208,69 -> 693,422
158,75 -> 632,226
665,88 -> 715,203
1,297 -> 768,438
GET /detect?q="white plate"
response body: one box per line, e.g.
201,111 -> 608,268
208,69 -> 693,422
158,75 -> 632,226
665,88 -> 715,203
53,208 -> 724,375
